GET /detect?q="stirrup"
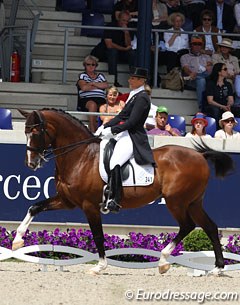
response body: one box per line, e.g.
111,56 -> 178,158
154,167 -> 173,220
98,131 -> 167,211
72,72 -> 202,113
106,199 -> 121,214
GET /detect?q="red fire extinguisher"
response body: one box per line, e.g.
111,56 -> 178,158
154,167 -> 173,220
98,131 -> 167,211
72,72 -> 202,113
11,50 -> 21,82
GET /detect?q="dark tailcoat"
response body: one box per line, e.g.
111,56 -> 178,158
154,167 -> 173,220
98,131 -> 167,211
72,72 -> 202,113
104,90 -> 155,166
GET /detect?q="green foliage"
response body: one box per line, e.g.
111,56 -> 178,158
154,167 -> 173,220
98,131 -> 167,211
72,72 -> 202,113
183,229 -> 213,251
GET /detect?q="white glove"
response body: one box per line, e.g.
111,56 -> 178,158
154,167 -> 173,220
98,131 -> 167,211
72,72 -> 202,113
101,127 -> 113,138
94,125 -> 104,136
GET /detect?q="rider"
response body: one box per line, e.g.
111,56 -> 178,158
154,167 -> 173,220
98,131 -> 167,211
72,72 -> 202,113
95,67 -> 156,213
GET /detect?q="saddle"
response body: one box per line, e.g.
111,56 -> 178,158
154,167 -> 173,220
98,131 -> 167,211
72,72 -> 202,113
103,138 -> 133,182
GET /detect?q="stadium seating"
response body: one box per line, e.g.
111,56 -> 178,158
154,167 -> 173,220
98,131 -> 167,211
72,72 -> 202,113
167,114 -> 186,136
205,116 -> 216,137
233,117 -> 240,132
90,0 -> 115,14
81,10 -> 105,38
61,0 -> 86,12
0,108 -> 13,130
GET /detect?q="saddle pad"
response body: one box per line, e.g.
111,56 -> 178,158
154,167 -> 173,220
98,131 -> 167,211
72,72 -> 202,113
99,139 -> 154,187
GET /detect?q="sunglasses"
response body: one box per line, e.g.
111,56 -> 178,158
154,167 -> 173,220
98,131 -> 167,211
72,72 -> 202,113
224,119 -> 234,123
203,18 -> 212,21
221,67 -> 228,71
192,42 -> 202,46
86,63 -> 96,66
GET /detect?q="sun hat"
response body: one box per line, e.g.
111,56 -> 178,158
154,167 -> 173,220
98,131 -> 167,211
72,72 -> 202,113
217,38 -> 234,49
130,67 -> 148,79
191,112 -> 208,126
156,106 -> 169,114
219,111 -> 238,128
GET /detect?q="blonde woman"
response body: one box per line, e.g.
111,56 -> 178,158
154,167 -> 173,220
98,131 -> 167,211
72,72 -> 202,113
99,86 -> 125,124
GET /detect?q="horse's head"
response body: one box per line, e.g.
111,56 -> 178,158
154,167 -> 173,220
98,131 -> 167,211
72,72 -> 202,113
19,109 -> 53,170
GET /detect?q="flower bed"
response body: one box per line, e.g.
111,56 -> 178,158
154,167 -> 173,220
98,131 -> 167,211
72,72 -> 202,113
0,226 -> 239,263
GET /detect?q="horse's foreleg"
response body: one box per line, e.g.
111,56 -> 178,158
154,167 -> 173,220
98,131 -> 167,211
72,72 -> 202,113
84,204 -> 107,275
12,196 -> 64,250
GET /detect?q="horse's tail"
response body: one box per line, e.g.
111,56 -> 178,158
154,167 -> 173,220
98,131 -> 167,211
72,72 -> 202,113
192,140 -> 234,178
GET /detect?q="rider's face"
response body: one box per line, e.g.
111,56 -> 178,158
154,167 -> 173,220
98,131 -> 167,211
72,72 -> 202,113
128,76 -> 145,89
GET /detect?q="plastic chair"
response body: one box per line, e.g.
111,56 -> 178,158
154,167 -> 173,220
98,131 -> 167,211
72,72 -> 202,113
61,0 -> 86,12
233,117 -> 240,132
0,108 -> 13,130
90,0 -> 115,14
167,114 -> 186,136
81,10 -> 105,38
205,116 -> 216,137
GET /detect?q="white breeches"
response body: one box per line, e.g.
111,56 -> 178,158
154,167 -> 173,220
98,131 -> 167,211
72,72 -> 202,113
110,130 -> 133,170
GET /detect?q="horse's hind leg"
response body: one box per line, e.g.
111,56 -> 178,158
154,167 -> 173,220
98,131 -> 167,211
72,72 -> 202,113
159,205 -> 196,274
12,195 -> 64,250
83,203 -> 107,275
187,201 -> 224,275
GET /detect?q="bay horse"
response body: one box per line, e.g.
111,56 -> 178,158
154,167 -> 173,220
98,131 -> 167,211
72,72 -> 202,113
13,108 -> 234,275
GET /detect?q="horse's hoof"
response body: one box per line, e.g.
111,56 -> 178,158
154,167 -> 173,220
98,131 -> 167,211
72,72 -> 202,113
158,263 -> 171,274
87,268 -> 100,276
207,267 -> 224,277
12,240 -> 24,251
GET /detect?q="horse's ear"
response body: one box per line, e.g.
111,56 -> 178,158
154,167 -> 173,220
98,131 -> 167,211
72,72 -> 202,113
18,109 -> 30,118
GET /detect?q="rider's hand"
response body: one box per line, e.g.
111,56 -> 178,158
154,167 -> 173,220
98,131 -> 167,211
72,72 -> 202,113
101,127 -> 113,138
94,125 -> 104,136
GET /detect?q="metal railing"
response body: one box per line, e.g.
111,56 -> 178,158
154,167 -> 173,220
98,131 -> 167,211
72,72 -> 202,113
59,23 -> 240,87
0,0 -> 42,82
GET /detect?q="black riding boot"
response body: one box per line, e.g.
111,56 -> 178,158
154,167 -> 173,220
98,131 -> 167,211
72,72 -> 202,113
106,165 -> 122,213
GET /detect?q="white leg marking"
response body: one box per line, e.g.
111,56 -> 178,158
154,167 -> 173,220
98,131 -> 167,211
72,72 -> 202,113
158,241 -> 176,274
12,210 -> 34,250
88,257 -> 108,275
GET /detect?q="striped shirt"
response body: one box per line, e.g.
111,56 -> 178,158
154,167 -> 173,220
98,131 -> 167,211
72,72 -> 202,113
78,72 -> 107,99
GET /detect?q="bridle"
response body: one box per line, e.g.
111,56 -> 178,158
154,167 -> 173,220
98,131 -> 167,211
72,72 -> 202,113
26,110 -> 100,163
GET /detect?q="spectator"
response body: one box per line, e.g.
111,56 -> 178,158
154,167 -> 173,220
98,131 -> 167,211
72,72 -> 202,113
147,105 -> 181,136
159,12 -> 189,72
182,0 -> 207,29
205,63 -> 234,128
99,86 -> 125,125
152,0 -> 169,30
231,73 -> 240,117
194,9 -> 220,56
206,0 -> 235,33
91,11 -> 136,87
77,55 -> 108,132
185,112 -> 212,137
180,35 -> 212,110
234,0 -> 240,34
166,0 -> 185,16
112,0 -> 138,27
212,38 -> 240,84
214,111 -> 240,138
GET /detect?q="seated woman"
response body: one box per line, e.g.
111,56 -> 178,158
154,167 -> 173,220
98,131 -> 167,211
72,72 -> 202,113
159,12 -> 189,72
205,63 -> 234,129
99,86 -> 125,125
214,111 -> 240,139
77,55 -> 108,132
185,112 -> 211,138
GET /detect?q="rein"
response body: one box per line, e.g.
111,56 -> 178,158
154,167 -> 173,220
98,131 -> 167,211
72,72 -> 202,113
43,137 -> 101,161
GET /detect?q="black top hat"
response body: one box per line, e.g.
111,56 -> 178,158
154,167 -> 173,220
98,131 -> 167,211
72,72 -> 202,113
130,67 -> 148,79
